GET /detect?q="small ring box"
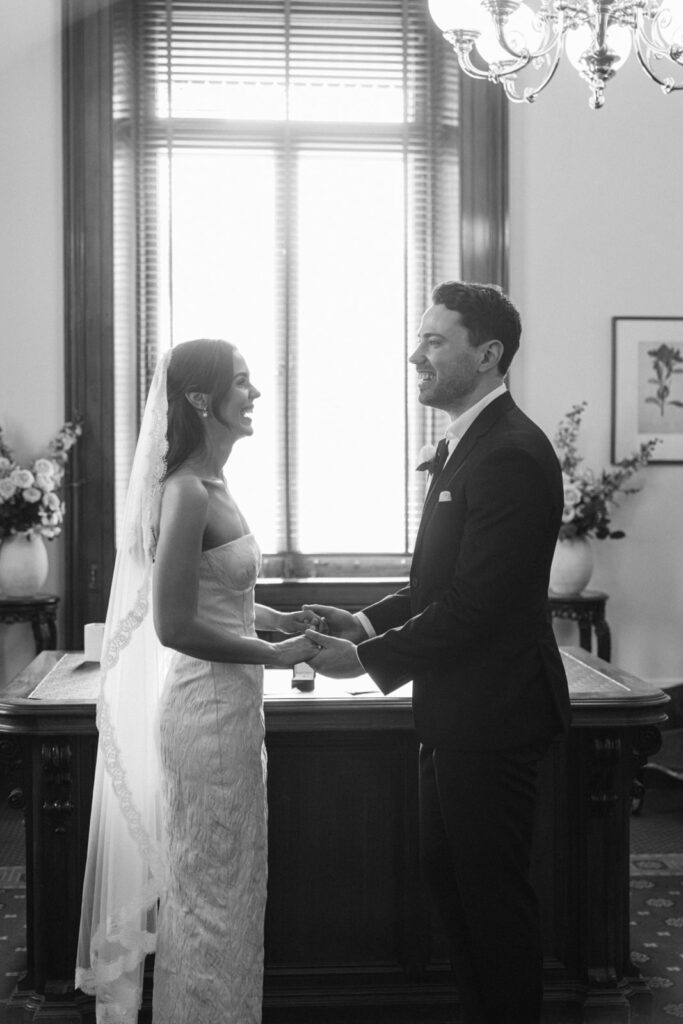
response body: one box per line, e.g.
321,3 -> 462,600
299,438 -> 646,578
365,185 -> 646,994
292,662 -> 315,692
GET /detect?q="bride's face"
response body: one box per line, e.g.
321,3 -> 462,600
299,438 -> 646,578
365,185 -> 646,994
217,351 -> 260,439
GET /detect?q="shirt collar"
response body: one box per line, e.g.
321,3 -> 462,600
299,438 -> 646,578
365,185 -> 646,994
444,383 -> 508,444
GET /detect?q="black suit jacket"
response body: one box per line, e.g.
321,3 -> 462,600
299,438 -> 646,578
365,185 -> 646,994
358,392 -> 571,750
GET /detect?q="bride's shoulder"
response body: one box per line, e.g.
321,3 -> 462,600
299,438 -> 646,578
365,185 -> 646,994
161,470 -> 210,513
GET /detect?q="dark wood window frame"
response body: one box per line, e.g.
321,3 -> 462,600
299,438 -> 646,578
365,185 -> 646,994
62,0 -> 508,648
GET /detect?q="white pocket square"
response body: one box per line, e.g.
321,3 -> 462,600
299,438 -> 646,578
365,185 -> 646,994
438,491 -> 452,502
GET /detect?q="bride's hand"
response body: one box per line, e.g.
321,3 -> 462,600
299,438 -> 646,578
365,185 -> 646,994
270,634 -> 321,668
302,604 -> 364,642
277,609 -> 328,635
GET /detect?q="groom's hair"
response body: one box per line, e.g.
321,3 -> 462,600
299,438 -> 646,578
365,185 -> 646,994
164,338 -> 237,480
431,282 -> 521,375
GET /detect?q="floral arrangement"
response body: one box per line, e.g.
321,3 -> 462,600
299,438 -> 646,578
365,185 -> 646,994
554,402 -> 658,541
0,421 -> 82,540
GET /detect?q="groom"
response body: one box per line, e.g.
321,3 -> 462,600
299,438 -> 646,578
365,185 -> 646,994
306,282 -> 571,1024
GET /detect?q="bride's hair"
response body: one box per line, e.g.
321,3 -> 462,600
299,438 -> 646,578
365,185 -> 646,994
164,338 -> 237,480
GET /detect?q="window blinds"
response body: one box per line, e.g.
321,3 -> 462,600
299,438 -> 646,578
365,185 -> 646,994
113,0 -> 460,569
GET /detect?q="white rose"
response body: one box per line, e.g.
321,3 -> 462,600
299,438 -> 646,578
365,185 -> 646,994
11,468 -> 34,488
0,456 -> 12,471
23,487 -> 43,503
416,443 -> 437,471
0,478 -> 17,500
33,458 -> 54,476
562,505 -> 577,524
43,492 -> 61,511
35,473 -> 55,492
563,483 -> 581,508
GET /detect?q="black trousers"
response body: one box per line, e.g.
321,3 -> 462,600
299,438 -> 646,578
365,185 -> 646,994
419,742 -> 548,1024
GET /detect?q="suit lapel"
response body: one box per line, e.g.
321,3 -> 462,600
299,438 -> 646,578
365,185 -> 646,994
414,391 -> 516,561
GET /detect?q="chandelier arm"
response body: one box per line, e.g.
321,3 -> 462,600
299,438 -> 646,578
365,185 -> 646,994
459,48 -> 507,79
502,77 -> 541,100
492,52 -> 534,75
636,17 -> 683,66
480,12 -> 564,78
442,31 -> 499,79
492,18 -> 534,65
500,39 -> 565,99
634,44 -> 683,90
492,14 -> 562,63
518,29 -> 565,61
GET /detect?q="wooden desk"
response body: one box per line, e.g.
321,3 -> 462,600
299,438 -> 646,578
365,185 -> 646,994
0,649 -> 668,1024
549,590 -> 611,661
0,595 -> 59,655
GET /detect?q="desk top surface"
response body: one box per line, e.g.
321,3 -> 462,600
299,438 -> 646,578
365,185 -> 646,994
0,646 -> 669,735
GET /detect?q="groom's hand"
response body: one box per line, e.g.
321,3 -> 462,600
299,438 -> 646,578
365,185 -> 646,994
302,604 -> 365,643
305,630 -> 365,679
277,608 -> 326,635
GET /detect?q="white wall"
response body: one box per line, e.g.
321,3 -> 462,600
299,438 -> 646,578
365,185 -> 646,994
0,4 -> 681,688
509,58 -> 683,685
0,0 -> 64,683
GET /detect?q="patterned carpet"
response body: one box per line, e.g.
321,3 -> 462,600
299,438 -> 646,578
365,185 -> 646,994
0,806 -> 26,1019
0,877 -> 26,1015
633,788 -> 683,855
630,853 -> 683,1020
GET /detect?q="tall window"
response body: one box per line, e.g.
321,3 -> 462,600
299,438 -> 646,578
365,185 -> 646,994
63,0 -> 507,640
114,0 -> 459,575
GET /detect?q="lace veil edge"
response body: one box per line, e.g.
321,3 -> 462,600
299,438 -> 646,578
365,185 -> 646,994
76,352 -> 171,1015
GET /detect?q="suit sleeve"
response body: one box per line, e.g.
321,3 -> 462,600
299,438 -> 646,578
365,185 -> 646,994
361,586 -> 412,635
357,445 -> 559,694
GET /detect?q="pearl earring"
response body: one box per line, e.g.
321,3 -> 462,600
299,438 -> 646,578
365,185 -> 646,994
201,409 -> 208,419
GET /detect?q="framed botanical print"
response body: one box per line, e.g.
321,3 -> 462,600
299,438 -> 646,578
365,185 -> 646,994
612,316 -> 683,464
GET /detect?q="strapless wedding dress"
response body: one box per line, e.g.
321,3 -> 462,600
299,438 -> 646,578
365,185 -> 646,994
152,533 -> 267,1024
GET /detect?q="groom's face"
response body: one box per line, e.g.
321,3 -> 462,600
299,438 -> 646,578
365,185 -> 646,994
410,304 -> 481,416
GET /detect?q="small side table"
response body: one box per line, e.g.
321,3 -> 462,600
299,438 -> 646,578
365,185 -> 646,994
0,594 -> 59,654
548,590 -> 611,662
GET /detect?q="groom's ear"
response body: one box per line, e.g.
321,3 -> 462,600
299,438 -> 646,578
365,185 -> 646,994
478,339 -> 504,373
185,391 -> 208,413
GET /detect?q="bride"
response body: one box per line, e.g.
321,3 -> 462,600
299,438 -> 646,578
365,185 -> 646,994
76,339 -> 320,1023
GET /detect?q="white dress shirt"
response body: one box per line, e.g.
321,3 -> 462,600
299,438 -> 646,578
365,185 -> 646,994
443,382 -> 508,462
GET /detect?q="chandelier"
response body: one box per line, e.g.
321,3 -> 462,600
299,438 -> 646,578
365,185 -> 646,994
428,0 -> 683,107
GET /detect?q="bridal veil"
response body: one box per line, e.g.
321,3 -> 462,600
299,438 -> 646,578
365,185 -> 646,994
76,351 -> 172,1023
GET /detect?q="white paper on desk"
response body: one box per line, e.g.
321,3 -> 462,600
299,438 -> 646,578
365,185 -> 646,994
344,678 -> 382,695
27,653 -> 100,701
346,680 -> 412,698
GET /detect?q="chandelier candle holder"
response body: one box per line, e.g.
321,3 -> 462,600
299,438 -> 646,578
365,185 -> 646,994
428,0 -> 683,107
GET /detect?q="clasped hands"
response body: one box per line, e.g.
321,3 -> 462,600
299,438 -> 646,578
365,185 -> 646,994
279,604 -> 366,679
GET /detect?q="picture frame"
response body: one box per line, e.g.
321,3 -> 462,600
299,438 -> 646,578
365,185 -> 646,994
612,316 -> 683,464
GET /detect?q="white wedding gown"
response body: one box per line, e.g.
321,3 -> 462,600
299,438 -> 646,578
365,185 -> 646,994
152,532 -> 267,1024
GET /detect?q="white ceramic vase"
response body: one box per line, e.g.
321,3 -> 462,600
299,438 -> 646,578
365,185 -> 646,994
549,535 -> 594,596
0,531 -> 49,597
